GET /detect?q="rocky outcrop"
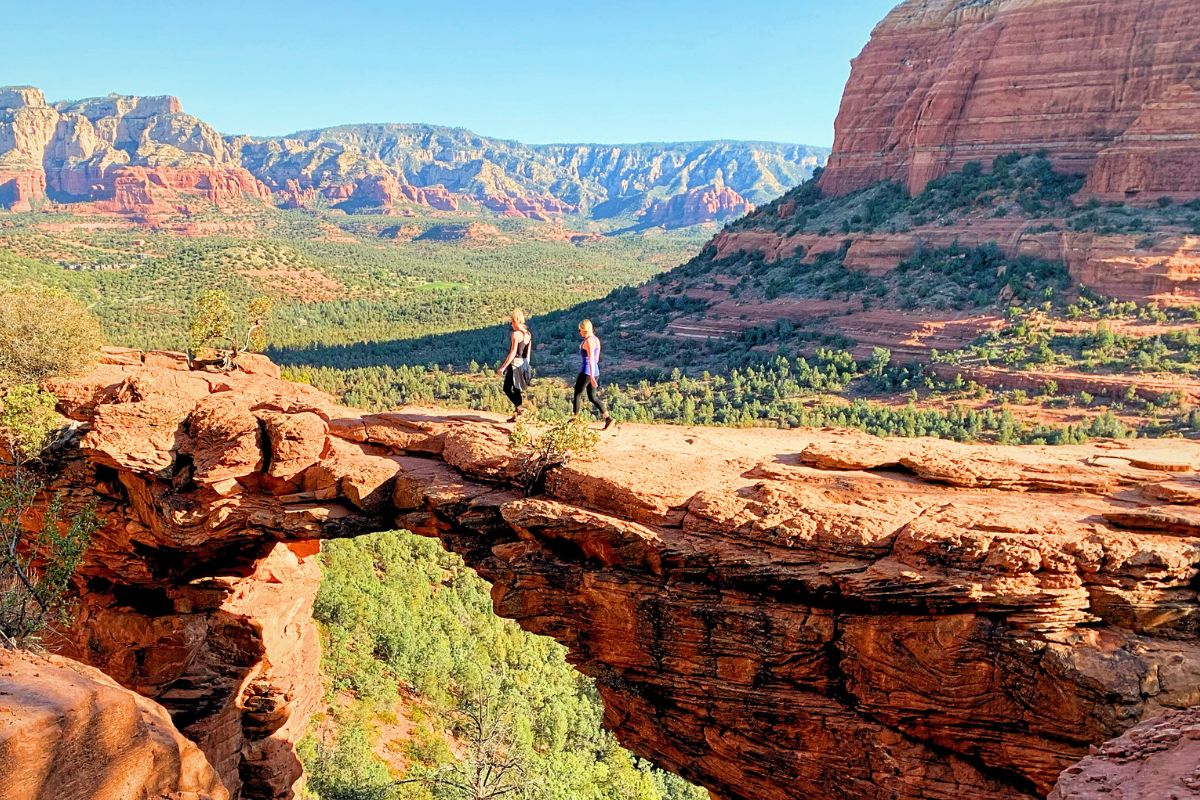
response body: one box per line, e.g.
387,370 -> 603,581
332,174 -> 459,214
0,649 -> 229,800
1050,708 -> 1200,799
34,349 -> 1200,800
637,179 -> 753,229
820,0 -> 1200,201
0,87 -> 272,216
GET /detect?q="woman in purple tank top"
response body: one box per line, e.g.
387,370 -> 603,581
574,319 -> 613,430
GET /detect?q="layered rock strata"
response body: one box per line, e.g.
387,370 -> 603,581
820,0 -> 1200,200
0,86 -> 271,216
0,86 -> 824,223
32,349 -> 1200,800
709,222 -> 1200,303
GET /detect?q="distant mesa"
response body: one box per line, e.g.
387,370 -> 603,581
0,86 -> 827,224
636,175 -> 753,229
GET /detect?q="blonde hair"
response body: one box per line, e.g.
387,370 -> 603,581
578,319 -> 594,336
511,308 -> 526,328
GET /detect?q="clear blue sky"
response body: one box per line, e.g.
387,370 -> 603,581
7,0 -> 897,146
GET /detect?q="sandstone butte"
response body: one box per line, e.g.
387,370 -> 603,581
0,347 -> 1194,800
704,0 -> 1200,307
818,0 -> 1200,201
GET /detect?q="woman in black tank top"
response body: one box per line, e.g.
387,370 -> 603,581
497,308 -> 533,422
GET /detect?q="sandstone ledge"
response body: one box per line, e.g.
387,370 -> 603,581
32,349 -> 1200,800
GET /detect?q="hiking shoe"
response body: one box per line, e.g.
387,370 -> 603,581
602,416 -> 615,431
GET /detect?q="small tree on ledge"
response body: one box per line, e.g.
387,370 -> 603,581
186,290 -> 273,371
0,288 -> 101,646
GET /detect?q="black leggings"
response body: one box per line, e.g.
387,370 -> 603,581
503,367 -> 523,409
573,372 -> 608,417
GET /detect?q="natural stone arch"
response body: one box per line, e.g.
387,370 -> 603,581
34,349 -> 1200,800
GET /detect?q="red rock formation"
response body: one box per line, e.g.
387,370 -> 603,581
0,649 -> 229,800
820,0 -> 1200,200
277,179 -> 317,209
480,192 -> 574,221
1050,708 -> 1200,799
710,221 -> 1200,304
0,168 -> 46,212
0,88 -> 272,216
333,174 -> 460,214
33,350 -> 1200,800
638,183 -> 753,229
94,166 -> 274,216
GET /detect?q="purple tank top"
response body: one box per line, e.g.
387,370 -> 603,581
580,336 -> 599,376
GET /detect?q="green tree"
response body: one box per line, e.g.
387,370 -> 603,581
188,290 -> 274,368
0,291 -> 101,644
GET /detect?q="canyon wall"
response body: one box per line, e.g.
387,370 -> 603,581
0,86 -> 825,225
819,0 -> 1200,200
26,349 -> 1200,799
0,86 -> 272,216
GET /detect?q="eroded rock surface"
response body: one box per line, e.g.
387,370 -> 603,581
820,0 -> 1200,200
1050,708 -> 1200,799
0,649 -> 229,800
34,349 -> 1200,800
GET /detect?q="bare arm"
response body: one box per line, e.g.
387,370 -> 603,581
586,337 -> 600,386
497,330 -> 519,375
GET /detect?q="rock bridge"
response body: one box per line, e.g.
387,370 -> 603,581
20,348 -> 1200,800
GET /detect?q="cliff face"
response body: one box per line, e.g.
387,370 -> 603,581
0,86 -> 272,215
820,0 -> 1200,200
0,85 -> 827,223
34,349 -> 1200,800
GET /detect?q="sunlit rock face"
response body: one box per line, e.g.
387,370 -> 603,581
0,648 -> 229,800
820,0 -> 1200,202
0,87 -> 273,215
28,348 -> 1200,799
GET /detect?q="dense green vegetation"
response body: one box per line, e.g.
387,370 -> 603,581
301,532 -> 707,800
737,154 -> 1200,238
0,289 -> 101,642
946,310 -> 1200,377
0,208 -> 706,350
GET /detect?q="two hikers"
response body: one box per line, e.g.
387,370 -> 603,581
498,310 -> 614,431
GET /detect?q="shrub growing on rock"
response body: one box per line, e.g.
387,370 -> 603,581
0,287 -> 102,387
508,416 -> 600,493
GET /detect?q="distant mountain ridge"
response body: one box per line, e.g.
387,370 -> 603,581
0,86 -> 827,227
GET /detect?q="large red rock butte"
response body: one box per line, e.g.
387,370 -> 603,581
18,348 -> 1200,800
819,0 -> 1200,201
638,179 -> 752,229
0,87 -> 273,217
